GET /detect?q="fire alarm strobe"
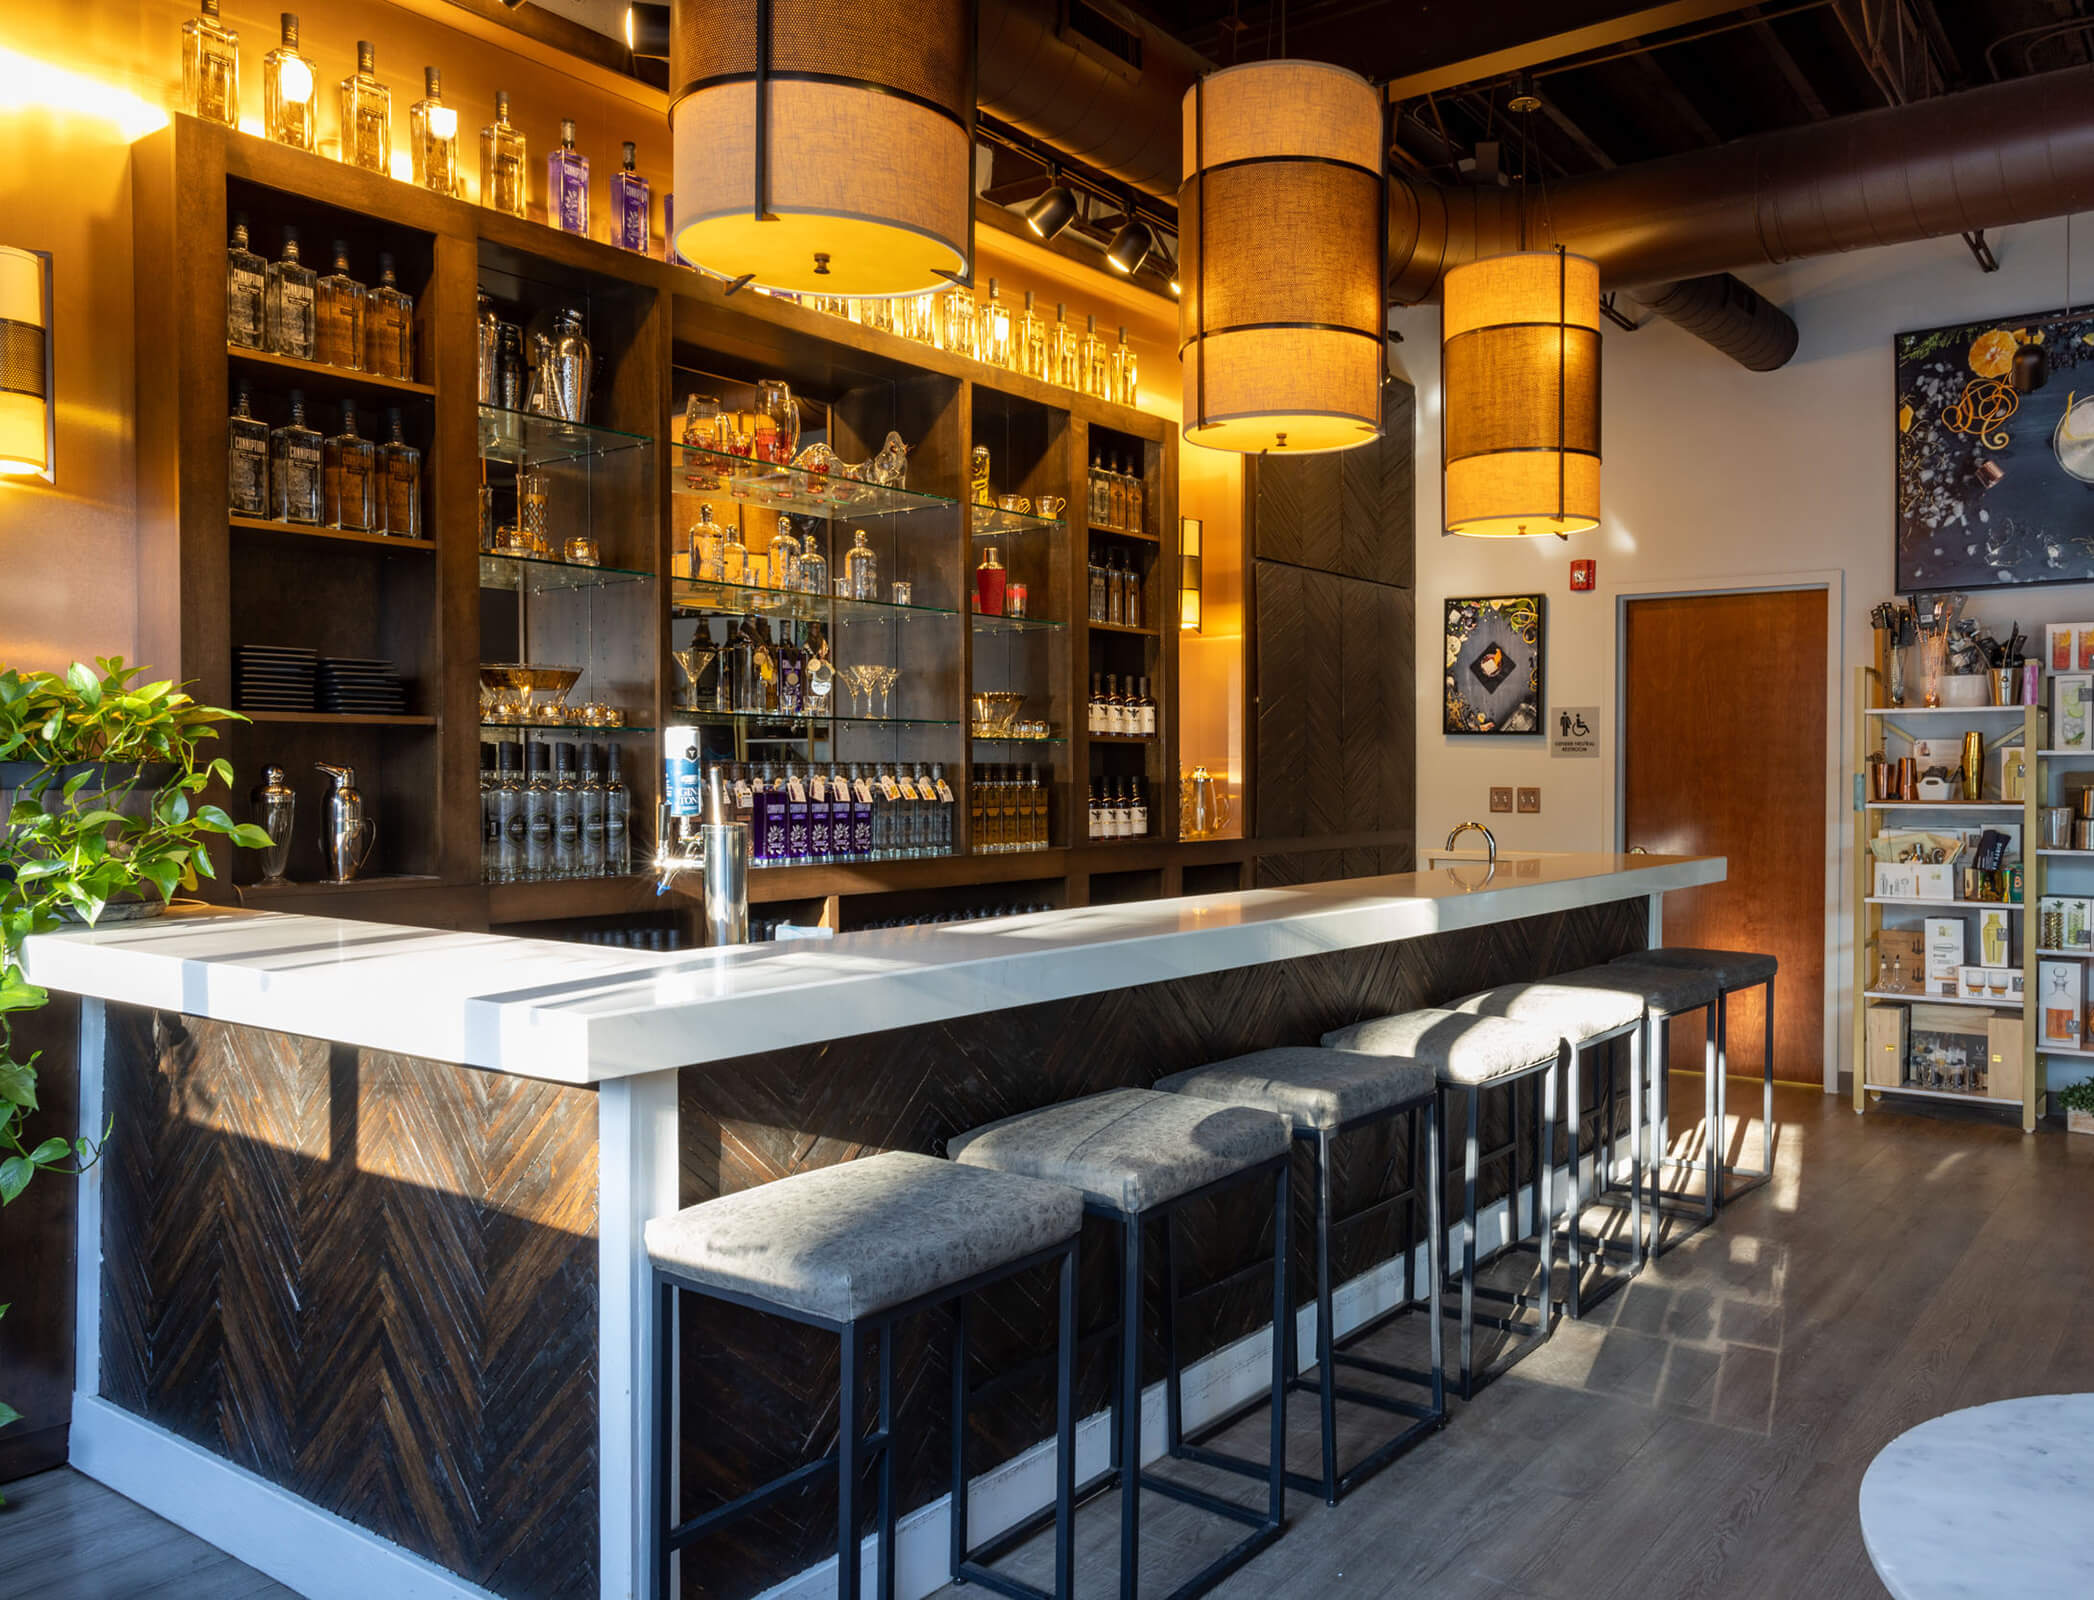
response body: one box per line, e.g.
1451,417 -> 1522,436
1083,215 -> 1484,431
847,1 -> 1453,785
1570,558 -> 1596,592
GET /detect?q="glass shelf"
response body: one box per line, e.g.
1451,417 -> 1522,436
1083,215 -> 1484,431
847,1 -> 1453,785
670,576 -> 958,624
672,709 -> 960,729
971,733 -> 1067,745
972,612 -> 1065,635
675,444 -> 961,521
480,552 -> 655,594
479,721 -> 657,734
972,504 -> 1065,540
478,405 -> 655,468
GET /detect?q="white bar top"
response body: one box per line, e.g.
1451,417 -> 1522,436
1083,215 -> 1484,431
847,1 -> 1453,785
21,852 -> 1723,1084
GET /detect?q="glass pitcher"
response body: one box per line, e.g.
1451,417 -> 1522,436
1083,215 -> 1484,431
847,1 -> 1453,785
753,378 -> 798,465
1181,766 -> 1232,839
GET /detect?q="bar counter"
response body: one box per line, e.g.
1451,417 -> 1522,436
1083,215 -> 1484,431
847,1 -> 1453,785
26,851 -> 1720,1600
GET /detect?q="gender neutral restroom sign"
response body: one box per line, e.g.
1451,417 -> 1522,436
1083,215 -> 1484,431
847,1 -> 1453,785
1551,707 -> 1599,759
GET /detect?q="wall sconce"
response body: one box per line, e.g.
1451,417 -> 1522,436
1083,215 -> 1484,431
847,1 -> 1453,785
1179,517 -> 1203,632
0,246 -> 53,483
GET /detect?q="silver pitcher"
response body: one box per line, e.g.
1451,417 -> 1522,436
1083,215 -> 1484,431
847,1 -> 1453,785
548,308 -> 592,423
315,763 -> 377,883
699,769 -> 748,946
249,765 -> 296,885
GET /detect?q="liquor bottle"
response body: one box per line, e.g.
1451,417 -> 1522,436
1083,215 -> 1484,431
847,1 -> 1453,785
522,741 -> 553,881
1015,290 -> 1046,380
604,742 -> 630,874
612,142 -> 650,253
364,253 -> 414,380
808,767 -> 834,863
226,218 -> 268,349
182,0 -> 239,128
1087,455 -> 1108,527
266,227 -> 317,359
758,764 -> 790,865
1111,327 -> 1138,406
720,517 -> 748,586
979,278 -> 1012,369
480,742 -> 500,883
1108,459 -> 1129,533
263,13 -> 317,151
785,764 -> 811,862
1086,674 -> 1103,734
931,763 -> 954,854
976,546 -> 1006,616
775,626 -> 805,714
338,42 -> 392,175
1100,552 -> 1120,626
940,286 -> 976,359
1138,676 -> 1158,738
549,118 -> 590,237
322,399 -> 376,532
550,743 -> 581,879
1129,777 -> 1148,839
968,766 -> 987,853
269,390 -> 323,524
1123,555 -> 1142,628
850,764 -> 875,859
575,745 -> 605,877
315,242 -> 365,370
797,527 -> 828,596
1086,779 -> 1102,841
410,68 -> 458,196
379,408 -> 421,537
1081,314 -> 1109,398
690,503 -> 725,582
845,528 -> 878,599
227,381 -> 270,517
1088,556 -> 1107,622
481,92 -> 528,219
1049,302 -> 1077,389
492,741 -> 523,883
1125,459 -> 1145,535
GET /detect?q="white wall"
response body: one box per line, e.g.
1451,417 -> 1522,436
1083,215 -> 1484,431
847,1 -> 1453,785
1405,216 -> 2094,1091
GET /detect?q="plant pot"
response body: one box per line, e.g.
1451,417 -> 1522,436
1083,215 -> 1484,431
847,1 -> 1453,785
2069,1108 -> 2094,1136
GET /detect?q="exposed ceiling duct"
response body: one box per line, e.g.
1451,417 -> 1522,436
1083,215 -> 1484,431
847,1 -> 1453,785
1625,273 -> 1800,372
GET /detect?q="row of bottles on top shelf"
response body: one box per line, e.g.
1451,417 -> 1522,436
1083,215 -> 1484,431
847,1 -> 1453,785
1087,456 -> 1146,534
228,222 -> 414,378
482,739 -> 633,885
230,383 -> 421,534
969,766 -> 1052,855
1088,551 -> 1144,627
1087,778 -> 1152,842
1088,676 -> 1159,739
673,763 -> 956,865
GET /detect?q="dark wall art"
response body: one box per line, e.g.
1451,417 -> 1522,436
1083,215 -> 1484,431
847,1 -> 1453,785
1444,593 -> 1544,734
1896,308 -> 2094,592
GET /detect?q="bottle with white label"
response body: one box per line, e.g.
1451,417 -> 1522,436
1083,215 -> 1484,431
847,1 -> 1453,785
1129,777 -> 1148,838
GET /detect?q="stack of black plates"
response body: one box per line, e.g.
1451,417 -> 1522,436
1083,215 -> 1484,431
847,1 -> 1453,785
318,657 -> 408,716
235,645 -> 318,713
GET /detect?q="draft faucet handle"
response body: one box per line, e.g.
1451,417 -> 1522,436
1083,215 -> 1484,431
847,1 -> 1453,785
1444,820 -> 1498,864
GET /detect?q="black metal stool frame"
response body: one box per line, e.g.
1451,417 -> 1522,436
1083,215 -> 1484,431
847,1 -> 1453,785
1164,1094 -> 1448,1506
650,1236 -> 1080,1600
1711,974 -> 1777,1204
1642,999 -> 1723,1258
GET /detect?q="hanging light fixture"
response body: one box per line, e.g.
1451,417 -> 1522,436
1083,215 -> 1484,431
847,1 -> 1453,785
1179,517 -> 1204,632
668,0 -> 973,296
0,246 -> 54,483
1106,216 -> 1154,276
1179,60 -> 1386,454
1025,171 -> 1078,241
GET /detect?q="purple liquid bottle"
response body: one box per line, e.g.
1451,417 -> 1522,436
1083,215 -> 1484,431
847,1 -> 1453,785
548,117 -> 590,238
612,140 -> 649,254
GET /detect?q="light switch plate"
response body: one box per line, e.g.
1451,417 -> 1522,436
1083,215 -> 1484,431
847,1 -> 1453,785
1516,787 -> 1541,813
1489,787 -> 1514,813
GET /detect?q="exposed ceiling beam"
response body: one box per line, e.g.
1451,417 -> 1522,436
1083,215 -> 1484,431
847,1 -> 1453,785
1379,0 -> 1747,99
1536,92 -> 1620,169
1746,4 -> 1831,118
1620,41 -> 1723,145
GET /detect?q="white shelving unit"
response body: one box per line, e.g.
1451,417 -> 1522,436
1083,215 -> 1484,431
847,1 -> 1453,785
2030,741 -> 2094,1105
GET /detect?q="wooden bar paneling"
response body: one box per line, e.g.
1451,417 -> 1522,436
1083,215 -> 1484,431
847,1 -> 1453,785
97,1007 -> 601,1600
673,897 -> 1648,1596
0,995 -> 80,1484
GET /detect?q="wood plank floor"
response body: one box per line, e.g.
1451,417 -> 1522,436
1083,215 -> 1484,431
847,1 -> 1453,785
6,1080 -> 2091,1599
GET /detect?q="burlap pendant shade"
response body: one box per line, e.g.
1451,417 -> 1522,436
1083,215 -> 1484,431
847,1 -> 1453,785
1441,249 -> 1601,537
668,0 -> 973,297
0,246 -> 53,481
1178,61 -> 1386,454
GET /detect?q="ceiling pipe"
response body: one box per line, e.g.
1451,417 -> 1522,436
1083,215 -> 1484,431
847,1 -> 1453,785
1625,273 -> 1800,370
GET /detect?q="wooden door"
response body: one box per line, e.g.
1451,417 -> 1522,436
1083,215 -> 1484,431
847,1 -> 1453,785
1624,589 -> 1826,1083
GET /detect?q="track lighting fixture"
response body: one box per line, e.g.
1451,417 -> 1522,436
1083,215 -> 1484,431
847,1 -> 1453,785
1106,217 -> 1153,276
1025,177 -> 1078,241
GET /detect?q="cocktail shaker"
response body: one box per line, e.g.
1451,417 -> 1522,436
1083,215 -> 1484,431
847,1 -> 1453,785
315,763 -> 377,883
699,768 -> 748,946
1961,731 -> 1984,801
549,308 -> 592,423
476,292 -> 499,405
250,765 -> 296,885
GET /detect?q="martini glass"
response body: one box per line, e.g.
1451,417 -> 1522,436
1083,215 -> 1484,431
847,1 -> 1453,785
870,665 -> 899,719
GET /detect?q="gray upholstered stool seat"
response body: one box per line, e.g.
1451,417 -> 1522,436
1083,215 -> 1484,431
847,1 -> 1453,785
1447,977 -> 1645,1042
1155,1046 -> 1436,1131
1321,1008 -> 1564,1084
1614,946 -> 1778,990
949,1087 -> 1290,1213
644,1151 -> 1084,1323
1579,961 -> 1721,1015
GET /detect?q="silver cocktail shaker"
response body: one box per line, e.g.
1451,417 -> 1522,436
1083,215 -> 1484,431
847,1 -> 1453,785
549,308 -> 592,424
250,765 -> 296,885
699,768 -> 748,946
476,291 -> 499,405
315,763 -> 377,883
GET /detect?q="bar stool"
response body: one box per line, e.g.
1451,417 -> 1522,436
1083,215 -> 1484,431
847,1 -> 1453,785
644,1152 -> 1085,1600
949,1088 -> 1292,1600
1154,1046 -> 1446,1505
1318,1009 -> 1567,1400
1612,947 -> 1778,1205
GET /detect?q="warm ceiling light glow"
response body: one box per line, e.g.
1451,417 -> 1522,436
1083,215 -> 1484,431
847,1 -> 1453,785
1106,218 -> 1153,275
1179,517 -> 1203,632
1025,183 -> 1078,241
0,47 -> 169,143
1179,60 -> 1385,454
1441,248 -> 1601,537
0,246 -> 55,483
668,0 -> 971,296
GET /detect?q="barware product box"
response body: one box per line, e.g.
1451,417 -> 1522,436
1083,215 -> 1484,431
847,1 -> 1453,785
2040,957 -> 2085,1046
1924,916 -> 1965,993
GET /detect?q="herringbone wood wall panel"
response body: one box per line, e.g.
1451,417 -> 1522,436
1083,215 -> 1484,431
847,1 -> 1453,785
98,1007 -> 602,1600
674,898 -> 1645,1596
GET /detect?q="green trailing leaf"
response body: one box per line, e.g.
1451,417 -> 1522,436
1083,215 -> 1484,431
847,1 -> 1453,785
0,1061 -> 36,1110
0,1158 -> 32,1205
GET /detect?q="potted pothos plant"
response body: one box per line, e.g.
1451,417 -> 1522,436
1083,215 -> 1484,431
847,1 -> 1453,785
2059,1078 -> 2094,1137
0,658 -> 272,1447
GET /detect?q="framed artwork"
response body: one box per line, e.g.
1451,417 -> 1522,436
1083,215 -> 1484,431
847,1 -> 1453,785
1895,306 -> 2094,592
1444,594 -> 1544,734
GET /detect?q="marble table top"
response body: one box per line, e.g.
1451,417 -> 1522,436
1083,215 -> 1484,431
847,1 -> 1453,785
1857,1393 -> 2094,1599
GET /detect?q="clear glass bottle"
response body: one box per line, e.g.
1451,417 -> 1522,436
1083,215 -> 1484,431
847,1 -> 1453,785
577,744 -> 606,878
315,241 -> 365,371
1111,326 -> 1138,406
481,742 -> 503,884
1107,460 -> 1129,533
1125,458 -> 1145,535
522,741 -> 553,881
183,0 -> 239,128
481,91 -> 528,218
263,13 -> 317,151
845,528 -> 878,599
1130,776 -> 1148,838
1086,673 -> 1103,733
551,743 -> 581,879
379,408 -> 421,537
1124,555 -> 1142,628
1015,289 -> 1046,380
1081,314 -> 1109,398
364,253 -> 414,380
265,227 -> 316,359
690,503 -> 726,582
548,118 -> 590,237
226,217 -> 267,349
979,278 -> 1012,369
338,41 -> 392,175
227,380 -> 270,517
322,399 -> 376,532
797,526 -> 828,596
269,389 -> 323,524
941,286 -> 976,359
493,741 -> 524,884
604,742 -> 630,875
1048,302 -> 1077,388
720,516 -> 748,586
612,141 -> 650,253
1105,555 -> 1125,626
410,67 -> 459,196
1088,557 -> 1107,622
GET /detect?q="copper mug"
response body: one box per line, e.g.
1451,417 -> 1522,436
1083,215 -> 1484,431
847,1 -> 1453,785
1869,755 -> 1893,801
1894,757 -> 1917,800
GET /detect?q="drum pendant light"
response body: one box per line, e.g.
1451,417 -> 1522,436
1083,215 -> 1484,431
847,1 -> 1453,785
1440,248 -> 1602,537
1178,60 -> 1386,454
668,0 -> 974,297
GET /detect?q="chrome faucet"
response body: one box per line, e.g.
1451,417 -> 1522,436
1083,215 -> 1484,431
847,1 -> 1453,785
1445,820 -> 1497,864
